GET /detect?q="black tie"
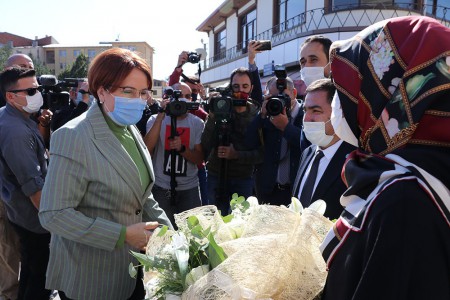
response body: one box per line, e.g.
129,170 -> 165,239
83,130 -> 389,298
299,150 -> 324,207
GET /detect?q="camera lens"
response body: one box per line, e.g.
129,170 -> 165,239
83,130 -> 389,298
188,53 -> 200,64
266,98 -> 284,116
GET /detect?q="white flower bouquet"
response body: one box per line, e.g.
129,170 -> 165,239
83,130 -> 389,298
130,195 -> 333,300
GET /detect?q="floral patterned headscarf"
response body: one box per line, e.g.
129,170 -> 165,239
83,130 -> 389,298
321,16 -> 450,265
331,16 -> 450,155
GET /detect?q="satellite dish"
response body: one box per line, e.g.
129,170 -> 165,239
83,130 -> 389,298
195,48 -> 207,58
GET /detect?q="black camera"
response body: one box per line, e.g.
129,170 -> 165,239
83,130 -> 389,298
187,52 -> 201,64
164,87 -> 199,117
209,86 -> 247,119
266,65 -> 290,117
38,75 -> 78,111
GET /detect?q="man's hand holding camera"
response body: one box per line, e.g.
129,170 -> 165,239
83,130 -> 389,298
248,40 -> 263,65
262,94 -> 289,131
176,51 -> 189,69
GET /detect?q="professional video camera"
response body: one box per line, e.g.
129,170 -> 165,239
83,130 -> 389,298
164,87 -> 199,117
38,75 -> 78,111
208,86 -> 247,120
187,52 -> 201,64
265,65 -> 290,117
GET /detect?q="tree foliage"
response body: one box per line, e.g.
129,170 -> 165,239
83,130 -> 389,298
0,45 -> 13,69
58,53 -> 89,80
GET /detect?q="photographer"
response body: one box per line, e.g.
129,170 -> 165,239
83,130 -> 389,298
168,51 -> 209,204
145,82 -> 204,225
246,73 -> 303,206
169,51 -> 208,119
201,67 -> 263,215
50,80 -> 91,131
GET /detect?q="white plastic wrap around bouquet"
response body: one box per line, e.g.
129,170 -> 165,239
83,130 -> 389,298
145,199 -> 333,300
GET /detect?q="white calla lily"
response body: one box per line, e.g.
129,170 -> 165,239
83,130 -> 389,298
288,197 -> 303,214
246,196 -> 259,207
185,264 -> 210,287
171,232 -> 190,280
308,199 -> 327,216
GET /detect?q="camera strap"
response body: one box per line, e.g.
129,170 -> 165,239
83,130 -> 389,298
180,63 -> 202,85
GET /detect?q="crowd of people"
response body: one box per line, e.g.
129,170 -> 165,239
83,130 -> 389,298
0,15 -> 449,300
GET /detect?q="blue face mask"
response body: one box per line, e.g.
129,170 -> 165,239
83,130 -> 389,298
106,96 -> 146,126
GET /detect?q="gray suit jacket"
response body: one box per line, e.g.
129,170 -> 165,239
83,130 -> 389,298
39,103 -> 172,300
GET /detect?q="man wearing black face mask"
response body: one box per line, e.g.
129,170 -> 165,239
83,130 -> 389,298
0,67 -> 51,300
292,79 -> 355,219
201,67 -> 263,215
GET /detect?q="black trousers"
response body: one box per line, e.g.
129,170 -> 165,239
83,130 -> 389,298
58,267 -> 145,300
10,222 -> 51,300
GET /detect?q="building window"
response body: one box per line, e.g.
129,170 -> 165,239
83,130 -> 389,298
152,90 -> 158,95
59,50 -> 67,57
214,29 -> 227,61
427,0 -> 450,20
60,62 -> 67,69
73,50 -> 81,57
88,50 -> 96,59
239,9 -> 257,51
120,45 -> 137,51
276,0 -> 306,33
331,0 -> 417,10
46,51 -> 55,64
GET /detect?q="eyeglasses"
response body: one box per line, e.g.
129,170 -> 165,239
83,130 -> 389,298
8,86 -> 42,96
110,86 -> 151,100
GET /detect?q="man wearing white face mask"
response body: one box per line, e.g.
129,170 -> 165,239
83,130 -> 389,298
145,82 -> 204,226
299,35 -> 332,90
0,66 -> 51,299
292,79 -> 355,219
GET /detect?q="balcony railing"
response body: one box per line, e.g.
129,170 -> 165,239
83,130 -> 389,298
205,3 -> 450,70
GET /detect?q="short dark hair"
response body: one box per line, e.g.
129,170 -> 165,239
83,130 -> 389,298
229,67 -> 252,86
305,78 -> 335,104
301,35 -> 333,61
0,66 -> 36,98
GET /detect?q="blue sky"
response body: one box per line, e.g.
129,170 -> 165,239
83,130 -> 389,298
0,0 -> 224,80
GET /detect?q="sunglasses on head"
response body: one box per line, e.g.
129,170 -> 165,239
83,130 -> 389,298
8,86 -> 42,96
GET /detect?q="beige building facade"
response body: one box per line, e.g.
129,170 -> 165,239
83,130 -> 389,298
42,41 -> 154,76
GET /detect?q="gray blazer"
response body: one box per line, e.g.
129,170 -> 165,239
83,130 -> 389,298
39,103 -> 172,300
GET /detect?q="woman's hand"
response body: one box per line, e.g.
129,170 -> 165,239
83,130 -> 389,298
125,221 -> 160,250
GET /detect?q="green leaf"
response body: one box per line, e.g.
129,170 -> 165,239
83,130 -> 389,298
241,200 -> 250,211
130,251 -> 153,267
190,224 -> 204,239
128,262 -> 138,278
157,225 -> 168,237
222,214 -> 233,223
206,233 -> 227,269
187,216 -> 200,229
202,226 -> 212,237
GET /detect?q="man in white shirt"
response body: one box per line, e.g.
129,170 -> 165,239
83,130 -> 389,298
292,79 -> 355,219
